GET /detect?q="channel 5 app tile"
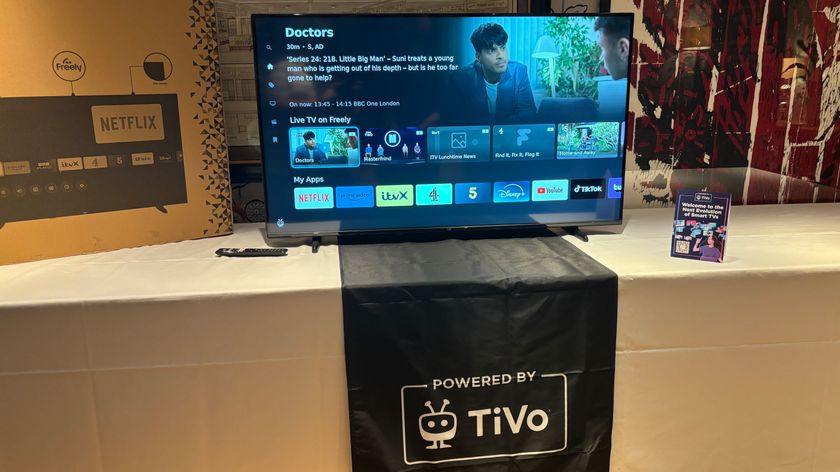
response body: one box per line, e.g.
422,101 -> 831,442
415,183 -> 453,205
454,182 -> 491,204
532,180 -> 569,201
294,187 -> 334,209
492,124 -> 556,161
376,184 -> 414,207
493,181 -> 530,203
336,186 -> 375,208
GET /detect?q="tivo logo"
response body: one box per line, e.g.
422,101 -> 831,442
418,399 -> 548,450
420,400 -> 456,449
401,371 -> 568,465
91,104 -> 165,144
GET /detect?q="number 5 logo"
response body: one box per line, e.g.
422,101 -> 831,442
469,187 -> 478,200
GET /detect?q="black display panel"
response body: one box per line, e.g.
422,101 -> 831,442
253,14 -> 633,237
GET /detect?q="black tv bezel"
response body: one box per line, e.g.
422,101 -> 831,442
252,12 -> 634,240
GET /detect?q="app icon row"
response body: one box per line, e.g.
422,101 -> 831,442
293,178 -> 622,210
0,151 -> 183,178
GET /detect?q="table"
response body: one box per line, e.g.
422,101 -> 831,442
0,230 -> 348,472
566,202 -> 840,472
1,202 -> 838,471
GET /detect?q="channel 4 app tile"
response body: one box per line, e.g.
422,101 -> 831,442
415,183 -> 453,205
492,124 -> 556,161
294,186 -> 334,209
376,184 -> 414,207
608,178 -> 623,199
427,126 -> 491,162
336,186 -> 375,208
570,179 -> 607,199
454,182 -> 491,204
493,181 -> 530,203
532,179 -> 569,201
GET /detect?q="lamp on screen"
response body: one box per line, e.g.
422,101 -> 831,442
532,35 -> 559,97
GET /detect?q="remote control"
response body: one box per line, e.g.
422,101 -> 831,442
215,247 -> 288,257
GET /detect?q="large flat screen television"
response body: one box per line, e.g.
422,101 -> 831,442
252,13 -> 633,239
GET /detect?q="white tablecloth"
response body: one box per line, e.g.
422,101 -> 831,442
0,230 -> 348,472
1,202 -> 838,471
567,203 -> 840,472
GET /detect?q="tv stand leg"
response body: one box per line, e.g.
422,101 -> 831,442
311,236 -> 322,254
155,205 -> 168,214
562,226 -> 589,243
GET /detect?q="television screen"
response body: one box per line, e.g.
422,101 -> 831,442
252,14 -> 632,237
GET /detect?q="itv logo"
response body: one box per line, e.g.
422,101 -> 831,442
376,185 -> 414,207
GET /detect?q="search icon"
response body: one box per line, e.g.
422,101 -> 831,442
266,45 -> 273,51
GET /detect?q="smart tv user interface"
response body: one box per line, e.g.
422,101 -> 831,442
253,14 -> 632,235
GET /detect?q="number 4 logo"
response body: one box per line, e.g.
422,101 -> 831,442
429,188 -> 439,202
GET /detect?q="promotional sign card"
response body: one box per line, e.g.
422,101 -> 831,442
671,191 -> 731,263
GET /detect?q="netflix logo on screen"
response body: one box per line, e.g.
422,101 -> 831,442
293,187 -> 334,210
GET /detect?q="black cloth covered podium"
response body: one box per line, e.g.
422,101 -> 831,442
341,237 -> 618,472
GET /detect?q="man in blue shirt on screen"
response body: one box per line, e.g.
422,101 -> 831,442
449,23 -> 536,123
293,130 -> 327,164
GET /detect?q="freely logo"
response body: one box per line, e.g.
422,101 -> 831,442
294,186 -> 334,209
376,185 -> 414,207
694,192 -> 713,203
531,180 -> 569,202
52,51 -> 86,82
336,186 -> 375,208
416,183 -> 453,206
493,182 -> 530,203
454,183 -> 491,204
401,370 -> 567,465
276,218 -> 285,228
608,178 -> 623,199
